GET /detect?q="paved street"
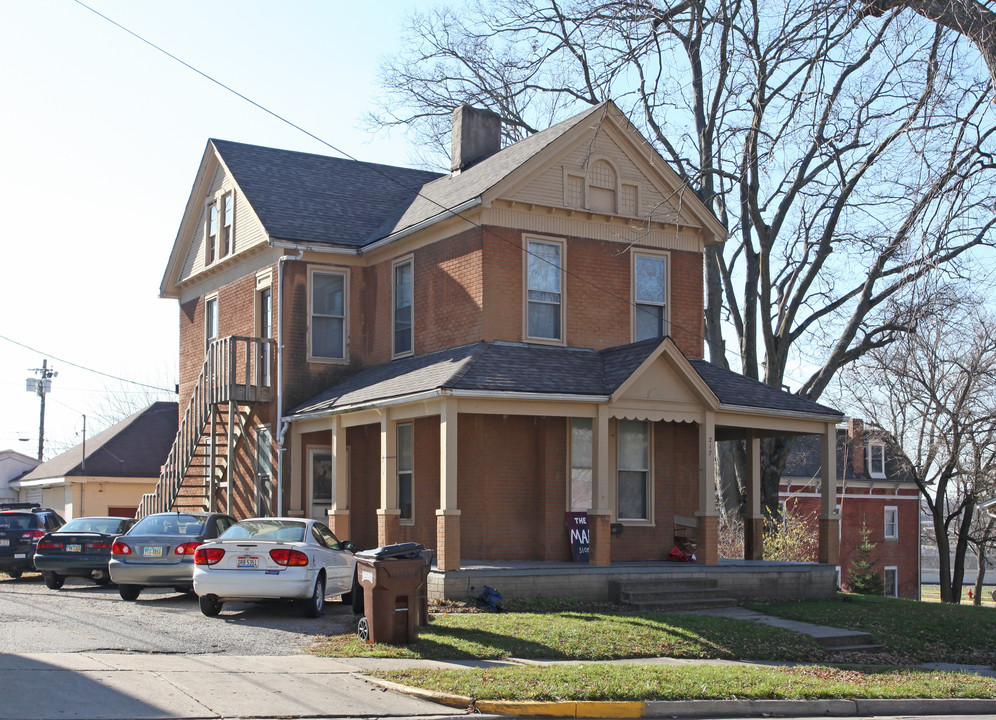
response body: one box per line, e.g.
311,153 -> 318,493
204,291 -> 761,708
0,574 -> 463,720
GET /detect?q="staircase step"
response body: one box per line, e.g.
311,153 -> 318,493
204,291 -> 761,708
629,597 -> 738,613
621,588 -> 728,603
827,643 -> 885,652
814,632 -> 877,648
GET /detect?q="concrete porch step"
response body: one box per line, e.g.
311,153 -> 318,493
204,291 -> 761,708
610,578 -> 735,612
621,587 -> 731,603
627,596 -> 738,613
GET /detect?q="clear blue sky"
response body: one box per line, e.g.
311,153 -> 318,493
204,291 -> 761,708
0,1 -> 434,458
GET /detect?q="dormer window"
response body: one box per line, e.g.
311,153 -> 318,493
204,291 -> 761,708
867,442 -> 886,478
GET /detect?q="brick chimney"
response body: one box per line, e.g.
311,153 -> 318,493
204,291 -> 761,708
451,105 -> 502,174
848,418 -> 865,476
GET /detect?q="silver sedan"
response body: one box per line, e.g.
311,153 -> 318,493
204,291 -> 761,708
109,511 -> 237,600
192,518 -> 358,618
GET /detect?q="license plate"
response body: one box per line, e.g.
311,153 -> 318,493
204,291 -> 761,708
0,539 -> 8,547
66,544 -> 82,553
237,556 -> 258,569
142,546 -> 164,558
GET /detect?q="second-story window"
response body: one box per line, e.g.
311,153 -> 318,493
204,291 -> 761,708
311,271 -> 346,360
867,442 -> 886,478
526,238 -> 563,341
634,254 -> 667,341
205,296 -> 218,349
220,192 -> 234,257
206,202 -> 218,265
393,258 -> 413,357
884,506 -> 898,539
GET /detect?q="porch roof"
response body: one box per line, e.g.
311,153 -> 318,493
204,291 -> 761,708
286,339 -> 842,421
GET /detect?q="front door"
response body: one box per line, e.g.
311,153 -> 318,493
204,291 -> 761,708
309,449 -> 332,524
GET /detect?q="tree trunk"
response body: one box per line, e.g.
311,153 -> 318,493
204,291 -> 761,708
973,547 -> 986,606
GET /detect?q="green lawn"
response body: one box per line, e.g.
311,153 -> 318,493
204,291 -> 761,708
372,664 -> 996,702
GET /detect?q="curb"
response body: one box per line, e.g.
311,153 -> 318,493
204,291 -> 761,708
365,677 -> 996,718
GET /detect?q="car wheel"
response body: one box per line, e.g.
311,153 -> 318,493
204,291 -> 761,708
42,572 -> 64,590
91,570 -> 111,586
118,584 -> 142,601
199,595 -> 222,617
303,575 -> 325,618
357,615 -> 370,642
6,569 -> 22,579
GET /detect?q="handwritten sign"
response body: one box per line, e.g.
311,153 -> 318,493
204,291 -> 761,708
566,512 -> 590,563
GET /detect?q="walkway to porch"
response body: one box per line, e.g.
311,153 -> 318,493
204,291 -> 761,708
427,559 -> 837,604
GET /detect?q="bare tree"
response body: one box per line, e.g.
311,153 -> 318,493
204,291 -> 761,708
370,0 -> 996,517
844,302 -> 996,603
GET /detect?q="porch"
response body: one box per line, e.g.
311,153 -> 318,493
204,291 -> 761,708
427,559 -> 837,604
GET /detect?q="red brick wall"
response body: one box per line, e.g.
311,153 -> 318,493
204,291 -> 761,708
783,487 -> 920,599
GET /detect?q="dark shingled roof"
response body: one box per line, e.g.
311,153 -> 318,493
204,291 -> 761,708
782,430 -> 912,483
211,103 -> 608,249
287,340 -> 842,420
20,402 -> 178,481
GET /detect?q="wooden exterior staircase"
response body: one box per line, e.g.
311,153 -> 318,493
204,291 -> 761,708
137,336 -> 275,519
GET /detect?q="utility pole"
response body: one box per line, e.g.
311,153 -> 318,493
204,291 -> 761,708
25,359 -> 57,461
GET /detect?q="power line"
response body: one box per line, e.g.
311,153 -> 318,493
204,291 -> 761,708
0,333 -> 174,394
71,0 -> 813,391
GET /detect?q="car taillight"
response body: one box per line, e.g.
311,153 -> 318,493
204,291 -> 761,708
85,542 -> 111,550
269,548 -> 309,566
175,541 -> 202,556
37,541 -> 61,549
22,530 -> 46,543
111,540 -> 131,555
194,547 -> 225,566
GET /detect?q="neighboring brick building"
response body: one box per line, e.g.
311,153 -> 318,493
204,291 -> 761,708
781,419 -> 920,599
155,101 -> 846,599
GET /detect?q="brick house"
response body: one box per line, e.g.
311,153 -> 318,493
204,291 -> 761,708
156,101 -> 845,599
781,419 -> 920,598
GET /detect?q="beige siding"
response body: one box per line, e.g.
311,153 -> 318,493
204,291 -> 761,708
507,124 -> 699,230
178,162 -> 269,283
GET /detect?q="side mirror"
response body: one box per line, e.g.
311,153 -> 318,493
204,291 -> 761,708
342,540 -> 355,552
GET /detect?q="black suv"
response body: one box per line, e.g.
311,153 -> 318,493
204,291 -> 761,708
0,503 -> 65,578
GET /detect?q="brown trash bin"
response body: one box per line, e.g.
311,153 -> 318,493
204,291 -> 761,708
355,543 -> 430,644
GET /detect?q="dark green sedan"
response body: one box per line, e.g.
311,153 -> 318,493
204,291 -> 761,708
33,516 -> 135,589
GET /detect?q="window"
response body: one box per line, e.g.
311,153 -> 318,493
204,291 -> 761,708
570,418 -> 593,512
311,270 -> 346,360
205,202 -> 217,264
617,419 -> 650,521
393,258 -> 413,356
398,423 -> 413,522
526,238 -> 563,341
220,192 -> 234,257
884,566 -> 898,597
258,286 -> 272,385
588,159 -> 617,213
884,506 -> 898,539
634,253 -> 668,341
205,296 -> 218,348
867,443 -> 886,478
311,451 -> 332,504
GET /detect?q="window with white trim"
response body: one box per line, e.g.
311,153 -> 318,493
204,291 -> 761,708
393,258 -> 413,357
617,419 -> 650,521
398,423 -> 413,522
884,506 -> 898,539
205,295 -> 218,348
220,191 -> 234,257
570,418 -> 593,512
206,202 -> 218,265
311,270 -> 346,360
884,566 -> 898,597
588,159 -> 617,213
634,253 -> 668,341
867,442 -> 886,478
526,238 -> 563,341
205,191 -> 235,265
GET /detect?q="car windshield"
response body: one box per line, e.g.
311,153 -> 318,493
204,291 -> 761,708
0,514 -> 34,530
220,520 -> 305,543
59,518 -> 128,534
130,514 -> 205,537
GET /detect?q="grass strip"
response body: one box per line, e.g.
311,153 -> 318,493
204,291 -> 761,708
371,664 -> 996,702
745,593 -> 996,666
313,611 -> 824,661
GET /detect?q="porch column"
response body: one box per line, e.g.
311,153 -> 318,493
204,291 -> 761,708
743,430 -> 764,560
818,421 -> 840,565
377,411 -> 401,547
589,406 -> 612,566
288,422 -> 304,517
327,415 -> 350,540
697,411 -> 719,565
436,398 -> 461,570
